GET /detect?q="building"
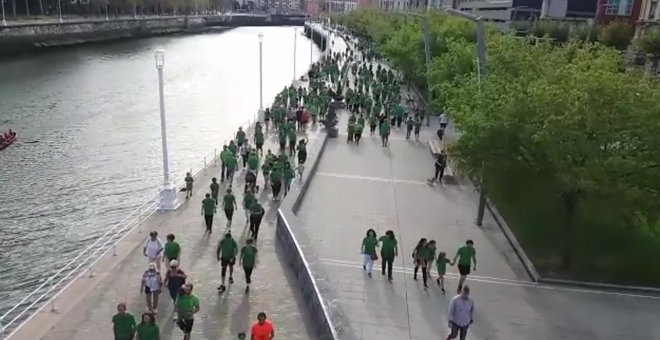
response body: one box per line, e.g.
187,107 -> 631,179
324,0 -> 358,12
594,0 -> 643,26
636,0 -> 660,36
451,0 -> 599,22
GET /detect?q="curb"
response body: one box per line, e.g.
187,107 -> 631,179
537,277 -> 660,295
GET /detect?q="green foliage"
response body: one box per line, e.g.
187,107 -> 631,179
530,20 -> 570,43
638,26 -> 660,58
339,8 -> 660,285
598,21 -> 634,51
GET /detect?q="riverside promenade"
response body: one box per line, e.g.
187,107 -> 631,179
291,24 -> 660,340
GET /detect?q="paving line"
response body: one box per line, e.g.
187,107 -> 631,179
316,172 -> 430,186
320,258 -> 660,300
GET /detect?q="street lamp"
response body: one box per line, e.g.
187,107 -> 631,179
293,27 -> 298,81
258,32 -> 264,110
309,20 -> 314,67
57,0 -> 63,23
1,0 -> 7,27
154,49 -> 180,211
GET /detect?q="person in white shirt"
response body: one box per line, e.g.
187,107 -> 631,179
439,113 -> 449,130
140,263 -> 162,314
143,231 -> 164,271
446,285 -> 474,340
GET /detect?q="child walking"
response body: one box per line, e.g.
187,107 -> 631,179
435,251 -> 452,293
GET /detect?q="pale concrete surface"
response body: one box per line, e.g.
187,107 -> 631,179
13,126 -> 320,340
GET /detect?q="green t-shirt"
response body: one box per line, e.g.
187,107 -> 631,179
380,122 -> 390,135
220,149 -> 232,163
379,236 -> 397,257
415,246 -> 431,260
248,155 -> 259,170
255,131 -> 265,144
270,170 -> 282,184
436,258 -> 451,274
354,123 -> 364,132
175,294 -> 199,320
184,176 -> 193,187
217,238 -> 238,259
457,246 -> 476,266
262,162 -> 271,174
112,312 -> 136,339
164,241 -> 181,260
202,198 -> 215,215
362,236 -> 377,255
288,129 -> 297,142
136,323 -> 159,340
236,130 -> 246,144
226,156 -> 237,171
241,245 -> 258,268
228,143 -> 238,155
210,182 -> 220,196
283,168 -> 295,180
243,194 -> 256,210
223,194 -> 236,210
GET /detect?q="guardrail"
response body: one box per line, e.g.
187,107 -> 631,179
0,111 -> 262,339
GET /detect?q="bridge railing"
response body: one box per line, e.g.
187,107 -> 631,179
0,111 -> 263,339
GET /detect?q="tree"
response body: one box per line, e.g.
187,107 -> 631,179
598,21 -> 633,51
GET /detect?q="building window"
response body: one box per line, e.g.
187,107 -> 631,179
604,0 -> 633,16
650,0 -> 658,19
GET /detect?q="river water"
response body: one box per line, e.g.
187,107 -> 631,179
0,26 -> 321,312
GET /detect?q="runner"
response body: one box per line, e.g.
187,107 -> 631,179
140,263 -> 162,314
435,251 -> 452,293
446,285 -> 474,340
143,231 -> 163,271
451,240 -> 477,294
216,231 -> 238,293
361,229 -> 378,278
369,114 -> 377,136
184,172 -> 194,199
201,193 -> 216,233
261,157 -> 271,188
163,233 -> 181,270
240,238 -> 258,293
412,238 -> 430,289
162,259 -> 187,320
222,189 -> 237,227
287,125 -> 297,156
210,177 -> 220,205
353,119 -> 364,145
378,230 -> 397,281
112,303 -> 136,340
135,313 -> 159,340
249,201 -> 265,241
251,312 -> 275,340
255,129 -> 265,156
175,283 -> 199,340
240,140 -> 252,169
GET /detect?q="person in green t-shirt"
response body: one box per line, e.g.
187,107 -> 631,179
201,193 -> 216,233
235,127 -> 246,147
412,238 -> 430,288
378,230 -> 398,281
112,303 -> 136,340
283,163 -> 295,197
228,140 -> 238,156
451,239 -> 477,293
361,229 -> 378,277
135,312 -> 159,340
225,151 -> 238,185
184,172 -> 193,199
380,120 -> 390,147
353,122 -> 364,145
175,284 -> 199,340
287,128 -> 297,156
247,152 -> 259,173
405,116 -> 414,139
164,233 -> 181,269
270,168 -> 282,200
425,240 -> 437,277
242,190 -> 257,224
296,139 -> 308,165
435,251 -> 452,293
414,118 -> 422,142
254,130 -> 265,156
222,189 -> 237,226
210,177 -> 220,205
220,145 -> 231,183
261,161 -> 271,187
217,232 -> 238,292
240,238 -> 258,293
369,115 -> 378,136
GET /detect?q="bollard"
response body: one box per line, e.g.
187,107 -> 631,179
214,148 -> 217,166
88,266 -> 95,278
48,278 -> 57,312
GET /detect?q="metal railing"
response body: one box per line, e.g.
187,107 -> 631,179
0,111 -> 262,339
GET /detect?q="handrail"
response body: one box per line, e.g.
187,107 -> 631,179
0,113 -> 263,338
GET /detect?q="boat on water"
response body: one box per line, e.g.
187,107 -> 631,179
0,131 -> 17,151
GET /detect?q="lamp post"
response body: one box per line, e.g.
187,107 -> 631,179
154,49 -> 180,211
258,32 -> 264,110
57,0 -> 63,23
444,8 -> 488,226
1,0 -> 6,27
293,27 -> 298,81
309,23 -> 314,67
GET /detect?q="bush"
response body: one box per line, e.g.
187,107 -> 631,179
598,20 -> 633,50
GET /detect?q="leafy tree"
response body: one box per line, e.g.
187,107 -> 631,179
598,21 -> 633,51
638,26 -> 660,58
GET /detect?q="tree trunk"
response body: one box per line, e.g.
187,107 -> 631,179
11,0 -> 16,17
24,0 -> 29,16
561,191 -> 579,269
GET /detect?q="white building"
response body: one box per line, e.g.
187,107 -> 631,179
326,0 -> 358,12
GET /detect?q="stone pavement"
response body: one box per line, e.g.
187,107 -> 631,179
13,125 -> 320,340
293,25 -> 660,340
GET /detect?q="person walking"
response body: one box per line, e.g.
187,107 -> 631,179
135,313 -> 159,340
283,163 -> 295,197
405,115 -> 414,139
439,112 -> 449,130
412,238 -> 430,289
240,238 -> 258,293
380,118 -> 390,147
184,172 -> 193,199
243,189 -> 257,225
435,252 -> 452,293
249,201 -> 265,241
296,138 -> 308,165
216,231 -> 238,293
452,240 -> 477,294
446,286 -> 474,340
255,128 -> 265,156
287,126 -> 297,156
163,234 -> 181,271
143,231 -> 164,272
432,150 -> 447,184
361,229 -> 378,278
378,230 -> 397,281
225,149 -> 238,185
201,193 -> 216,233
251,312 -> 275,340
220,145 -> 231,183
210,177 -> 220,205
270,167 -> 283,201
240,141 -> 252,169
112,303 -> 136,340
162,260 -> 187,320
175,283 -> 199,340
140,263 -> 162,314
414,117 -> 422,142
222,189 -> 238,227
261,159 -> 271,188
236,126 -> 247,149
426,240 -> 437,277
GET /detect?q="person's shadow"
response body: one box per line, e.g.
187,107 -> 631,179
229,291 -> 251,337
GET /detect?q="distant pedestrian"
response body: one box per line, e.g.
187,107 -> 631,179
296,138 -> 308,165
261,160 -> 271,188
201,193 -> 216,233
432,150 -> 447,184
162,260 -> 187,320
236,126 -> 247,148
243,189 -> 257,225
435,252 -> 452,293
380,119 -> 390,147
283,163 -> 295,196
249,201 -> 265,241
361,229 -> 378,277
220,145 -> 230,182
163,234 -> 180,271
217,232 -> 238,293
184,172 -> 193,199
446,286 -> 474,340
251,312 -> 275,340
405,116 -> 414,139
439,112 -> 449,130
225,149 -> 238,185
135,312 -> 159,340
210,177 -> 220,205
240,238 -> 258,293
175,283 -> 199,340
255,129 -> 265,156
378,230 -> 397,281
270,168 -> 283,200
112,303 -> 136,340
426,240 -> 437,276
143,231 -> 164,271
240,141 -> 252,169
412,238 -> 429,289
452,240 -> 477,293
140,263 -> 162,314
414,117 -> 422,142
222,189 -> 237,226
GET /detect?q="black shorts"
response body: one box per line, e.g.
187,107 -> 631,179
177,318 -> 194,333
458,264 -> 471,276
221,257 -> 235,267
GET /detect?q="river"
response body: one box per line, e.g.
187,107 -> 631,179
0,26 -> 322,312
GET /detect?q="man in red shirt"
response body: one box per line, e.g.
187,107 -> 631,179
251,312 -> 274,340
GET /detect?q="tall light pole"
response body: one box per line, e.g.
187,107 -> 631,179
1,0 -> 7,27
309,25 -> 314,67
258,32 -> 264,110
57,0 -> 63,23
154,49 -> 180,211
293,28 -> 298,81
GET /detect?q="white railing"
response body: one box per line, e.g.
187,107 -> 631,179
0,111 -> 262,339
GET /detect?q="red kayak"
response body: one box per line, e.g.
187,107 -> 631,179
0,134 -> 17,151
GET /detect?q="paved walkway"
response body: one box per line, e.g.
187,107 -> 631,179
293,26 -> 660,340
12,122 -> 320,340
